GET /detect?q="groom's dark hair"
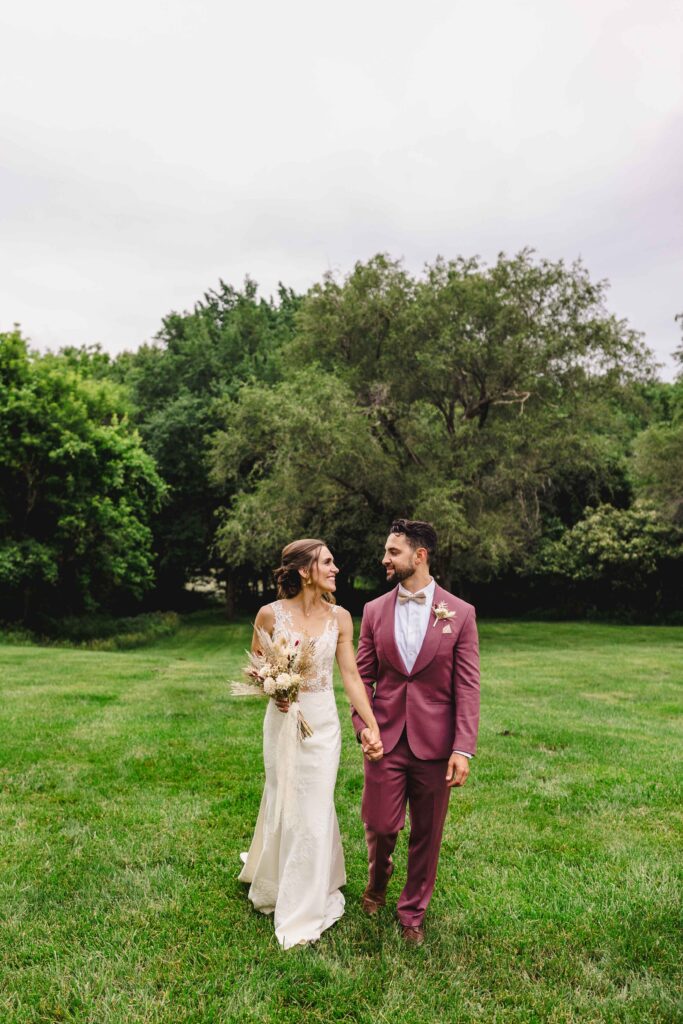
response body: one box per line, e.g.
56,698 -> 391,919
389,519 -> 437,563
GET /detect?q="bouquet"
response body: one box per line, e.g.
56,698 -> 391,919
231,626 -> 316,740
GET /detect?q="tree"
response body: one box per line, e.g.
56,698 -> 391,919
117,280 -> 301,598
46,342 -> 118,382
214,252 -> 654,593
629,314 -> 683,529
0,330 -> 165,621
632,424 -> 683,527
211,370 -> 398,594
532,503 -> 682,614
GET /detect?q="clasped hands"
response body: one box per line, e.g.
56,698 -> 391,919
360,726 -> 383,762
274,698 -> 383,762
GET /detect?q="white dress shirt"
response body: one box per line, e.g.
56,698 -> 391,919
395,578 -> 436,673
395,578 -> 472,759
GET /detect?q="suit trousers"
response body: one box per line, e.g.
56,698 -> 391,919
361,728 -> 451,926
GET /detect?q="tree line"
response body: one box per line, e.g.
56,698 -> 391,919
1,251 -> 682,626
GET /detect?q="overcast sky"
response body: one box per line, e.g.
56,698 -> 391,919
2,0 -> 681,377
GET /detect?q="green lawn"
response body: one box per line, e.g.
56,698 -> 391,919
0,614 -> 681,1024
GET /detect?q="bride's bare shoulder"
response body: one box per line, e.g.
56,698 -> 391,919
254,603 -> 277,631
332,604 -> 353,633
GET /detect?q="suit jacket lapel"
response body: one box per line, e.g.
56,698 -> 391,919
380,587 -> 409,676
410,583 -> 446,677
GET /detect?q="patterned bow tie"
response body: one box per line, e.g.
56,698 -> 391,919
398,591 -> 427,604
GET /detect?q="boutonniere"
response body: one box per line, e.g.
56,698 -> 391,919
432,601 -> 456,627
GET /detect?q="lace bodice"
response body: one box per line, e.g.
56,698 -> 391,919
272,601 -> 339,693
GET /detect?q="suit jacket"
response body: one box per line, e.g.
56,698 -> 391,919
351,584 -> 480,759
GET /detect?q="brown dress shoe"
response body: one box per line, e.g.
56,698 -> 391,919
400,924 -> 425,946
361,861 -> 394,915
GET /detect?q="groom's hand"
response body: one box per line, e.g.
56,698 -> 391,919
361,727 -> 383,762
446,753 -> 470,788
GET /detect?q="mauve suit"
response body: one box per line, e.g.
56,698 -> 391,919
351,584 -> 480,926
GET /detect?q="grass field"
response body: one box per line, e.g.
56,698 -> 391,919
0,613 -> 681,1024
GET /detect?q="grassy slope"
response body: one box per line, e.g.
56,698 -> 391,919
0,614 -> 681,1024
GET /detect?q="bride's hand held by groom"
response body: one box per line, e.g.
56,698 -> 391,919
360,725 -> 383,762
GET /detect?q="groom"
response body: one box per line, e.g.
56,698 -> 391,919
351,519 -> 480,946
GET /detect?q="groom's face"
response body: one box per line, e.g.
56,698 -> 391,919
382,532 -> 419,584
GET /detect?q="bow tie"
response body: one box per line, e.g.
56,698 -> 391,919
398,591 -> 427,604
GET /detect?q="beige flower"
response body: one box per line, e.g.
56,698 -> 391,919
432,601 -> 456,627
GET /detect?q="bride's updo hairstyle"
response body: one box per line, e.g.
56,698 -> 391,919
274,538 -> 335,603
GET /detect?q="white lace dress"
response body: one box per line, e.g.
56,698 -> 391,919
238,601 -> 346,948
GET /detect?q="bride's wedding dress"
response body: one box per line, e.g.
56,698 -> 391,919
239,601 -> 346,948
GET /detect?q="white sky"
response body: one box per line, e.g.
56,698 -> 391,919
1,0 -> 682,378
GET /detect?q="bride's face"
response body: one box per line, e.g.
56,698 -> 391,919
310,546 -> 339,593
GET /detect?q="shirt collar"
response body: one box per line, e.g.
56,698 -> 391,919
398,577 -> 436,601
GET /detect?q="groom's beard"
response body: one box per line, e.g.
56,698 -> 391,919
387,565 -> 415,585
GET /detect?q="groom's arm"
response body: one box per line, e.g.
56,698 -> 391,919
351,605 -> 378,738
451,606 -> 480,756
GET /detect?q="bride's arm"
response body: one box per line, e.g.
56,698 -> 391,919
251,604 -> 275,652
252,604 -> 288,713
335,609 -> 383,759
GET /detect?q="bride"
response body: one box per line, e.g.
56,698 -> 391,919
238,538 -> 383,949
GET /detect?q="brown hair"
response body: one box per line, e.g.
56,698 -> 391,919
273,538 -> 335,602
389,518 -> 437,563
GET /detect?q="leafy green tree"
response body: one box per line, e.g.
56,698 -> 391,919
47,343 -> 117,381
211,370 -> 398,594
632,424 -> 683,527
0,330 -> 165,621
533,502 -> 681,593
117,280 -> 301,598
629,317 -> 683,529
214,252 -> 654,594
